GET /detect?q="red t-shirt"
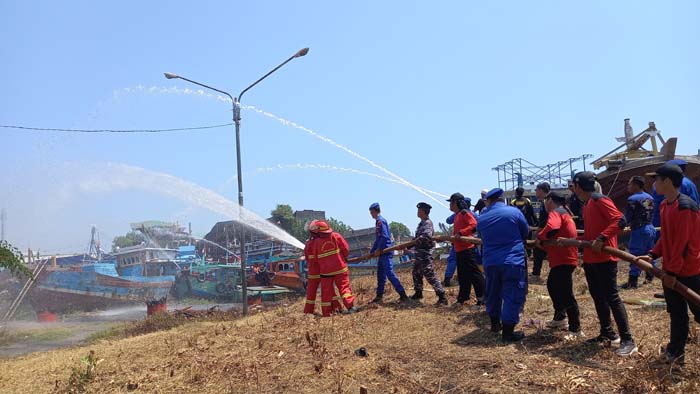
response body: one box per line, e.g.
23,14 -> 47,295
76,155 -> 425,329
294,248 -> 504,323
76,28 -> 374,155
651,195 -> 700,277
453,210 -> 477,252
537,207 -> 578,268
581,193 -> 624,263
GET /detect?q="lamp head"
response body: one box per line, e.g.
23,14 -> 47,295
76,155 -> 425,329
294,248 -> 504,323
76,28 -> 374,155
294,48 -> 309,58
163,72 -> 179,80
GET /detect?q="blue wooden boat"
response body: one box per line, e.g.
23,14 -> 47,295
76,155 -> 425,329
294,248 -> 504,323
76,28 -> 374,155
172,256 -> 292,302
28,257 -> 174,314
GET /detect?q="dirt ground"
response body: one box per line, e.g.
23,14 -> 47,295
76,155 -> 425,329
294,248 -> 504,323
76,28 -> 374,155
1,262 -> 699,394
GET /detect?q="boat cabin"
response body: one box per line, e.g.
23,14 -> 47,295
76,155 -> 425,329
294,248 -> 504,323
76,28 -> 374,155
112,245 -> 181,277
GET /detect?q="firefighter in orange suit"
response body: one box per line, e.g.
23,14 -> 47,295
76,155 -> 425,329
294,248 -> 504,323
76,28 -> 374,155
303,223 -> 322,314
308,220 -> 358,316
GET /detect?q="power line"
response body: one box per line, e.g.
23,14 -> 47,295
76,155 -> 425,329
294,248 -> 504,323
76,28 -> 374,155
0,123 -> 233,133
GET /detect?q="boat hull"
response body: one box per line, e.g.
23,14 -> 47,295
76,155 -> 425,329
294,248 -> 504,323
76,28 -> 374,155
596,154 -> 700,210
28,263 -> 174,314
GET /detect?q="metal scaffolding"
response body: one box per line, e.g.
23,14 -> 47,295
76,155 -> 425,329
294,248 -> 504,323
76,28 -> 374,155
491,154 -> 593,191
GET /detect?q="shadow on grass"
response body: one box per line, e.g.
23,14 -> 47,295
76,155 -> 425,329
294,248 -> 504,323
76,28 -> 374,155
513,329 -> 608,369
451,327 -> 501,348
540,340 -> 607,369
450,323 -> 608,369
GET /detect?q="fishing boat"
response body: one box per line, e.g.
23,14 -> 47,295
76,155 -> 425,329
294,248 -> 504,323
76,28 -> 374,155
171,246 -> 292,302
27,255 -> 174,315
249,257 -> 307,291
594,119 -> 700,210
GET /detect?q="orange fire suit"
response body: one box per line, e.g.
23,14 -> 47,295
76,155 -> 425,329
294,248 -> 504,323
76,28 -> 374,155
303,236 -> 322,314
312,231 -> 355,316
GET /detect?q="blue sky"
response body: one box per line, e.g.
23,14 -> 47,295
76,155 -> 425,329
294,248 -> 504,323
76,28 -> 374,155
1,1 -> 698,253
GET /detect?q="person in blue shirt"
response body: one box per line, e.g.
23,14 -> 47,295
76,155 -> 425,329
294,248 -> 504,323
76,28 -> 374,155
443,197 -> 479,287
444,213 -> 458,287
369,203 -> 408,303
668,159 -> 700,203
621,176 -> 656,289
652,159 -> 699,227
477,188 -> 530,342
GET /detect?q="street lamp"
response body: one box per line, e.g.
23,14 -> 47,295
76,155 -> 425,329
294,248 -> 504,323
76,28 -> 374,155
164,47 -> 309,315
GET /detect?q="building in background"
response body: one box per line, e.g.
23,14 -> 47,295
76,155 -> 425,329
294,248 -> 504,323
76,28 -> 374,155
293,210 -> 326,223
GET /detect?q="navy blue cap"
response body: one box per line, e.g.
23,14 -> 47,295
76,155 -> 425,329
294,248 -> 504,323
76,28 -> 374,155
546,190 -> 567,203
667,159 -> 687,166
667,159 -> 688,171
416,202 -> 432,211
369,202 -> 380,211
651,164 -> 684,184
446,192 -> 465,202
573,171 -> 597,191
485,188 -> 504,200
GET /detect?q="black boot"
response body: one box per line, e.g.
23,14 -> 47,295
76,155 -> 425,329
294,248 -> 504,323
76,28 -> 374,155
443,278 -> 452,287
371,294 -> 383,303
502,324 -> 525,342
645,272 -> 654,284
398,291 -> 409,302
410,290 -> 423,300
621,275 -> 638,289
435,293 -> 448,306
490,316 -> 502,333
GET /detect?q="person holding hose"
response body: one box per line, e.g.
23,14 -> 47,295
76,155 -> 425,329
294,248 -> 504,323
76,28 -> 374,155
369,203 -> 409,303
641,164 -> 700,365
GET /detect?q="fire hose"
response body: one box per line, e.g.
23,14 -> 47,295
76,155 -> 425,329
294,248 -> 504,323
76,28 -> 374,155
346,240 -> 417,263
362,234 -> 700,307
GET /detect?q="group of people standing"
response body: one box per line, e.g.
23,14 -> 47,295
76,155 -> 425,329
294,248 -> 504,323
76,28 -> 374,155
303,160 -> 700,365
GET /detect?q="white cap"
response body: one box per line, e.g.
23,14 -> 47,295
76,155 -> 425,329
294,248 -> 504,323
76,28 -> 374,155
481,189 -> 489,195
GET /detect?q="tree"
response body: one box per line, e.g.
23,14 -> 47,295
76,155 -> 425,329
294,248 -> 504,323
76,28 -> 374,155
290,219 -> 308,242
0,240 -> 32,278
112,231 -> 145,251
270,204 -> 295,233
327,217 -> 352,235
389,221 -> 411,241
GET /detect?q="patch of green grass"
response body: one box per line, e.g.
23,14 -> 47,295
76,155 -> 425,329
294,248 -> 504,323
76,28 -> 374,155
85,324 -> 127,343
0,326 -> 76,345
24,327 -> 74,341
172,297 -> 219,305
0,328 -> 18,346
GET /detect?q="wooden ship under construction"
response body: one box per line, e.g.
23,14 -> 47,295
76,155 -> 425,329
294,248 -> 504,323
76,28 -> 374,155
594,118 -> 700,209
492,119 -> 699,213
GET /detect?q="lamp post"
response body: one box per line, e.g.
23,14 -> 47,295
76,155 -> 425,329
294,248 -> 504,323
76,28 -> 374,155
164,47 -> 309,315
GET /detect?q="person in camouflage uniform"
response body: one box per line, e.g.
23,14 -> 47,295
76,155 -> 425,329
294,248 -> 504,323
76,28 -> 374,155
411,202 -> 448,305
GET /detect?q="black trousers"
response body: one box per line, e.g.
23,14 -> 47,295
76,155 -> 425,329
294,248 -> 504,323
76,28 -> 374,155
532,248 -> 547,276
583,262 -> 632,341
663,273 -> 700,357
456,248 -> 485,302
546,265 -> 581,332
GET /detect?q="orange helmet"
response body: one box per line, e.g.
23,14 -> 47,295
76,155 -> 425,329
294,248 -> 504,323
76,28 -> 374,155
310,220 -> 332,234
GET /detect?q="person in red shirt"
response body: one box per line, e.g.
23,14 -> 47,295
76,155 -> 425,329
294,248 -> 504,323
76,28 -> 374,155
448,192 -> 485,305
641,164 -> 700,365
536,191 -> 582,339
572,171 -> 638,356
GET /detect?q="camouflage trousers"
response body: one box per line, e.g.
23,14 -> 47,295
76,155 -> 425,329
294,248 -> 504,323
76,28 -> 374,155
412,251 -> 445,295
